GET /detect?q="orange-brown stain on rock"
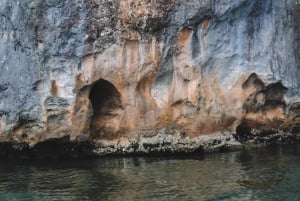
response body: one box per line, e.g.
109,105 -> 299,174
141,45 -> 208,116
245,106 -> 285,124
201,19 -> 210,51
51,80 -> 58,96
177,28 -> 193,45
194,116 -> 237,136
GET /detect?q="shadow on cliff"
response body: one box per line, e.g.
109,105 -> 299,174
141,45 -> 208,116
0,136 -> 96,160
89,79 -> 123,140
235,73 -> 288,142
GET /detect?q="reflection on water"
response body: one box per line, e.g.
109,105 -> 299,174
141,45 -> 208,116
1,145 -> 300,201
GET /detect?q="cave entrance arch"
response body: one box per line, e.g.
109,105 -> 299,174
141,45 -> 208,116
89,79 -> 122,139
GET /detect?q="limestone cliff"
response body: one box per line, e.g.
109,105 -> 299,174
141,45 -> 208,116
0,0 -> 300,156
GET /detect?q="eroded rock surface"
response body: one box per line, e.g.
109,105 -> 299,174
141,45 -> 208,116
0,0 -> 300,157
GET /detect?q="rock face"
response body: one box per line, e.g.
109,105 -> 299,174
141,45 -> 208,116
0,0 -> 300,156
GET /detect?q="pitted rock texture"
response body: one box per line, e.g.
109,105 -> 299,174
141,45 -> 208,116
0,0 -> 300,156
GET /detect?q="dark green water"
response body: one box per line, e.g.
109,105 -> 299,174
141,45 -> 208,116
1,145 -> 300,201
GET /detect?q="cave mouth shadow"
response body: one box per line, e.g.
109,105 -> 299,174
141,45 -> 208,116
89,79 -> 122,139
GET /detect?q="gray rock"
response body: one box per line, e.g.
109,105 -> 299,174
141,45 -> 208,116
0,0 -> 299,156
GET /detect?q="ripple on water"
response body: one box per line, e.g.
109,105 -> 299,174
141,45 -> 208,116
0,145 -> 300,201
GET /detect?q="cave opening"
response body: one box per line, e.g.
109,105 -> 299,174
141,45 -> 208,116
89,79 -> 122,139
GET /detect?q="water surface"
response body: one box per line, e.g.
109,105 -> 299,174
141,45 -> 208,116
1,145 -> 300,201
